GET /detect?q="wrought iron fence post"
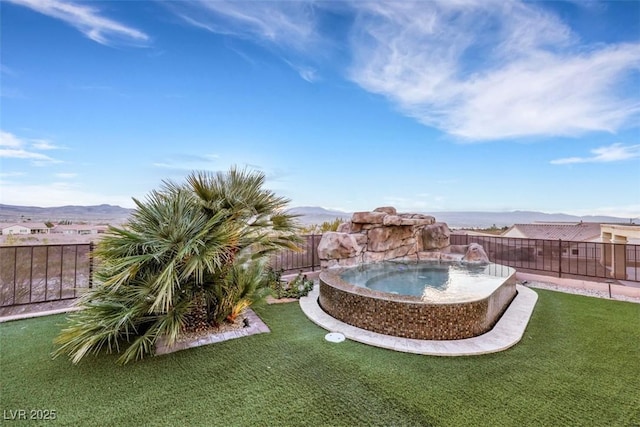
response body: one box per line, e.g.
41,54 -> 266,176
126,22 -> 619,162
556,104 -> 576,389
558,239 -> 562,278
29,246 -> 34,304
89,241 -> 94,288
44,245 -> 49,301
311,234 -> 316,272
13,246 -> 18,306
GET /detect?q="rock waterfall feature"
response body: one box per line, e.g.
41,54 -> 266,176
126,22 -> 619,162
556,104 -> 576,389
318,207 -> 489,268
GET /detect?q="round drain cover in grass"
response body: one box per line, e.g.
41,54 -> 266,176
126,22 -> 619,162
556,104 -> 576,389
325,332 -> 345,343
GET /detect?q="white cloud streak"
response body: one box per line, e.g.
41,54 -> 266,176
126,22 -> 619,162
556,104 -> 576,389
0,148 -> 58,163
284,60 -> 319,83
173,1 -> 317,52
173,1 -> 640,140
170,1 -> 323,82
0,172 -> 26,178
0,131 -> 23,148
551,143 -> 640,164
54,172 -> 78,179
348,1 -> 640,140
0,130 -> 62,164
31,139 -> 65,150
6,0 -> 149,46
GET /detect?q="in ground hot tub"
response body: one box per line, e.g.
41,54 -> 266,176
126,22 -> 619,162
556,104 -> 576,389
318,261 -> 517,340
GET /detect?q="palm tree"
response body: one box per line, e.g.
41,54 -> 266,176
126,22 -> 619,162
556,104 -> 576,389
54,167 -> 301,364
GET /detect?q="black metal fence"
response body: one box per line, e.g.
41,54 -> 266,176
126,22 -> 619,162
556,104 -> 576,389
268,235 -> 321,274
2,234 -> 638,310
451,234 -> 640,282
0,236 -> 322,309
0,243 -> 93,308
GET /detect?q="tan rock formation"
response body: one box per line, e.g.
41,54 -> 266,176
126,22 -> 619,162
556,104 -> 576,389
419,223 -> 451,250
317,232 -> 363,260
373,206 -> 397,215
367,226 -> 414,252
351,211 -> 386,224
317,207 -> 488,268
462,243 -> 490,263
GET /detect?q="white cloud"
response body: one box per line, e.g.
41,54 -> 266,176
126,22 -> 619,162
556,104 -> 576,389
0,148 -> 58,163
0,130 -> 62,164
551,143 -> 640,164
347,1 -> 640,140
0,171 -> 26,178
6,0 -> 149,46
170,1 -> 640,140
54,172 -> 78,179
173,1 -> 317,52
170,1 -> 322,82
0,131 -> 23,148
284,60 -> 319,83
31,139 -> 65,150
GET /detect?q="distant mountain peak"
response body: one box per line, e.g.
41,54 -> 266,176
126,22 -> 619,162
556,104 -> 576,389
0,203 -> 133,223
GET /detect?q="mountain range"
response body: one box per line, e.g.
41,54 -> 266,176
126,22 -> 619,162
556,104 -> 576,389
0,204 -> 133,223
287,207 -> 636,228
0,204 -> 635,228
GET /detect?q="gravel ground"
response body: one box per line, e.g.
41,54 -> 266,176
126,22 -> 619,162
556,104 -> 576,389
523,281 -> 640,304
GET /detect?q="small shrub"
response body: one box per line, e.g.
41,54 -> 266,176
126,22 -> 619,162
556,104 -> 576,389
266,267 -> 285,298
267,268 -> 314,299
301,218 -> 345,234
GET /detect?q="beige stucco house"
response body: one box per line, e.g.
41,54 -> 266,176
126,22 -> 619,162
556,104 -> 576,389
600,224 -> 640,280
0,223 -> 50,235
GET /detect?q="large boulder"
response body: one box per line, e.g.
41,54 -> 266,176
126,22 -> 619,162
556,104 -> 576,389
419,223 -> 451,250
383,215 -> 436,226
351,211 -> 387,224
373,206 -> 397,215
317,232 -> 363,260
367,226 -> 414,252
462,243 -> 490,263
336,222 -> 351,233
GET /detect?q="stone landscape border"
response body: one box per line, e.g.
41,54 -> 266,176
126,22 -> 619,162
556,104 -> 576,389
154,309 -> 270,356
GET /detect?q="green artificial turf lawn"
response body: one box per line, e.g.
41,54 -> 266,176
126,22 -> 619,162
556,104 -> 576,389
1,289 -> 639,426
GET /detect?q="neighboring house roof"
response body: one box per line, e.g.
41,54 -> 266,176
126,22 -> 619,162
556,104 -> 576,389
503,223 -> 602,241
1,223 -> 49,231
452,230 -> 502,237
1,223 -> 30,230
52,224 -> 108,231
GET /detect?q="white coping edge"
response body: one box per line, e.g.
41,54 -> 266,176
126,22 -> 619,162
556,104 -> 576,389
299,284 -> 538,356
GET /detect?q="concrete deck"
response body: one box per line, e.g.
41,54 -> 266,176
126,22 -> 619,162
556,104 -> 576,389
299,284 -> 538,356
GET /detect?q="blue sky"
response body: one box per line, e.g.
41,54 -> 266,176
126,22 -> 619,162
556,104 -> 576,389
1,0 -> 639,219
